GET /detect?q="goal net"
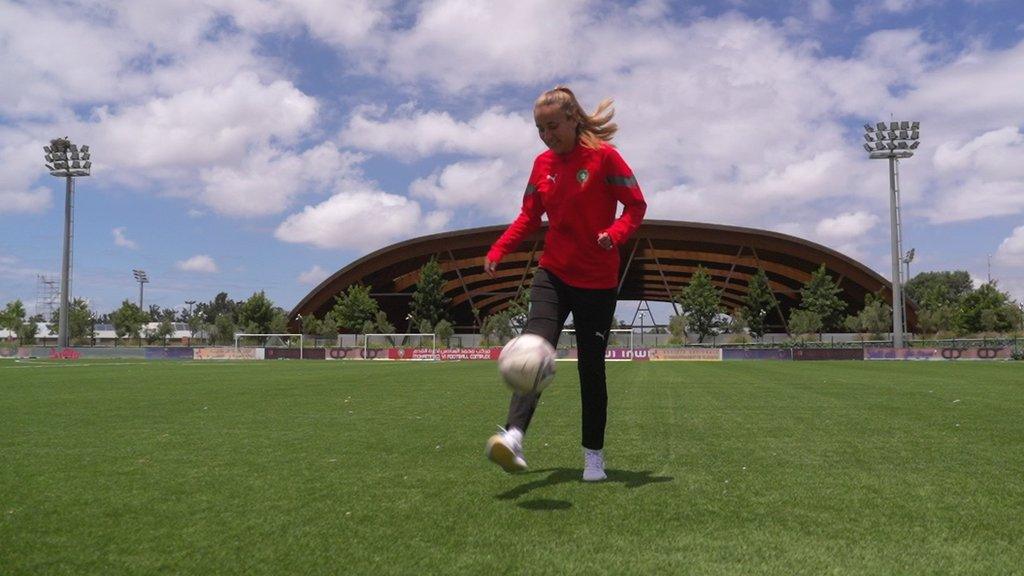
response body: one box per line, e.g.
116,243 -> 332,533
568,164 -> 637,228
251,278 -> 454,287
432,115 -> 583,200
234,333 -> 304,356
364,333 -> 436,360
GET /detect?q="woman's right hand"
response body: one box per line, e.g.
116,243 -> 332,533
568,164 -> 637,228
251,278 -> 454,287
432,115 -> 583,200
484,257 -> 498,277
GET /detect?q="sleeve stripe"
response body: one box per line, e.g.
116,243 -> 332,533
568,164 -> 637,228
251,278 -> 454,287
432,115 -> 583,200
524,184 -> 537,196
606,175 -> 638,188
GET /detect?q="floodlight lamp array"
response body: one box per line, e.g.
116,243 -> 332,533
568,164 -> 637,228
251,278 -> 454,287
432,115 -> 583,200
43,137 -> 92,177
133,269 -> 149,284
863,121 -> 920,159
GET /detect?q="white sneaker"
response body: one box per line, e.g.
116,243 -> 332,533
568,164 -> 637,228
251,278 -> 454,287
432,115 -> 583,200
582,448 -> 606,482
486,427 -> 527,473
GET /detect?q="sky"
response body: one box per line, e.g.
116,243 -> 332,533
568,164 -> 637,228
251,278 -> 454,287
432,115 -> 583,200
1,0 -> 1023,325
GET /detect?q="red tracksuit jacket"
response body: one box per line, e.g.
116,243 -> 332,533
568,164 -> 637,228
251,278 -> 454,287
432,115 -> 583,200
487,142 -> 647,289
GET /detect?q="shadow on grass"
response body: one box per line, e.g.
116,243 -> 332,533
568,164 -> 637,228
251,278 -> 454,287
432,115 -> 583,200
497,468 -> 674,511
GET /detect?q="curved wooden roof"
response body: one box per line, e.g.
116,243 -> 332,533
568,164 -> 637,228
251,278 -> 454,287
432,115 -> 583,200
290,220 -> 912,333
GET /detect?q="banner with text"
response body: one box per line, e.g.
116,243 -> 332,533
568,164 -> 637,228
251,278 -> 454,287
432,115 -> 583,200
648,348 -> 723,361
723,348 -> 793,361
792,348 -> 864,361
865,347 -> 1012,360
194,347 -> 263,360
386,347 -> 501,360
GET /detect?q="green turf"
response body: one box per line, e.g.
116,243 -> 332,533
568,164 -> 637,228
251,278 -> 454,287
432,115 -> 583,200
1,359 -> 1023,575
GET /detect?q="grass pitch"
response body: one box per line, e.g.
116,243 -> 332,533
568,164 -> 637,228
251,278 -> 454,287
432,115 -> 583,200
1,359 -> 1023,575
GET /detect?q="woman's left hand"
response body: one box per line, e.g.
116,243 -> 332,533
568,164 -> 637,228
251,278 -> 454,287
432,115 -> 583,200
597,232 -> 613,250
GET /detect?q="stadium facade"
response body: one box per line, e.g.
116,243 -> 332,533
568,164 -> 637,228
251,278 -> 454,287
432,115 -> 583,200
289,220 -> 913,333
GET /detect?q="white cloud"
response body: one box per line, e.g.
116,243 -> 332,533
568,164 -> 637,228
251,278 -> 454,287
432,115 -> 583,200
815,211 -> 880,240
0,130 -> 54,214
341,106 -> 534,160
221,0 -> 393,48
409,158 -> 523,213
925,127 -> 1024,223
995,226 -> 1024,267
275,190 -> 450,251
0,187 -> 51,214
94,72 -> 317,171
854,0 -> 931,22
177,254 -> 218,273
385,0 -> 588,91
197,144 -> 366,217
298,265 -> 329,285
112,227 -> 138,249
808,0 -> 835,21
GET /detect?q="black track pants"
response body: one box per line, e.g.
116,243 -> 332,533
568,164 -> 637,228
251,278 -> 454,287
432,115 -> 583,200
504,268 -> 617,450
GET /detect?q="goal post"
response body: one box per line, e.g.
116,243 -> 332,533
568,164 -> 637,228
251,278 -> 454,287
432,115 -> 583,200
364,333 -> 437,360
234,333 -> 304,358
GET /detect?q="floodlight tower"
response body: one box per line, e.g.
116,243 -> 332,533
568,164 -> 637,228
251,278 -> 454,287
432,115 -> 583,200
862,121 -> 920,348
133,269 -> 149,309
44,137 -> 92,349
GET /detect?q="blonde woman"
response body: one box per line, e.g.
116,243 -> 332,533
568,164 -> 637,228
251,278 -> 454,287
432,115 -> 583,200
484,86 -> 647,481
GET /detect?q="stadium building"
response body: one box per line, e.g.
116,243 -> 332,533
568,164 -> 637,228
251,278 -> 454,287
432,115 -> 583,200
289,220 -> 913,334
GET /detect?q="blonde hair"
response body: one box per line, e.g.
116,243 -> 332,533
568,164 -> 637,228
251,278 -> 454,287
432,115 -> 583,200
534,86 -> 617,149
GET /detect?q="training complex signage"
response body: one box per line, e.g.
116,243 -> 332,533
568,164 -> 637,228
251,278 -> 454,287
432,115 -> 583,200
7,344 -> 1018,362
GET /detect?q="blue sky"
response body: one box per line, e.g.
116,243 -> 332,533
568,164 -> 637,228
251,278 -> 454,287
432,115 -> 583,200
1,0 -> 1023,324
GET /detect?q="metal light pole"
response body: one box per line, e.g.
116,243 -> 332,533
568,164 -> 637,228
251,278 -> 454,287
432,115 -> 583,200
639,311 -> 645,346
44,138 -> 91,349
863,121 -> 920,348
903,248 -> 914,340
133,269 -> 149,309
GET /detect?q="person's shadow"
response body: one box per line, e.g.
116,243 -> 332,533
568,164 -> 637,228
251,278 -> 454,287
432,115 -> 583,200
496,468 -> 673,511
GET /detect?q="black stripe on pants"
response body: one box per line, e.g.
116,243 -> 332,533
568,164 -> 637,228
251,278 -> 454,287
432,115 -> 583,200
504,268 -> 617,450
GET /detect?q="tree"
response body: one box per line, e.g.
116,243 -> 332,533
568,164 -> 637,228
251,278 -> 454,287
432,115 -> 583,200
480,291 -> 530,346
1,300 -> 27,344
960,282 -> 1015,334
844,292 -> 891,338
145,306 -> 177,323
434,319 -> 454,347
331,285 -> 380,332
481,314 -> 516,346
742,269 -> 774,339
237,291 -> 276,334
678,266 -> 723,343
187,313 -> 207,343
915,305 -> 956,336
17,318 -> 38,345
198,292 -> 237,325
799,264 -> 846,332
667,314 -> 687,345
154,319 -> 175,345
316,315 -> 339,339
418,319 -> 434,335
212,313 -> 236,345
905,271 -> 973,309
53,298 -> 96,345
409,258 -> 449,328
110,300 -> 148,346
788,309 -> 823,340
269,308 -> 289,335
301,314 -> 321,336
374,311 -> 395,334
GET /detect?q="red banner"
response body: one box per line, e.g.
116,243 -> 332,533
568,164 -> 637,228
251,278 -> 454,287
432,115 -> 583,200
388,347 -> 501,360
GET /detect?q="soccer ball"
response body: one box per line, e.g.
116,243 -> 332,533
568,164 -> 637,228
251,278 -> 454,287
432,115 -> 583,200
498,334 -> 557,395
